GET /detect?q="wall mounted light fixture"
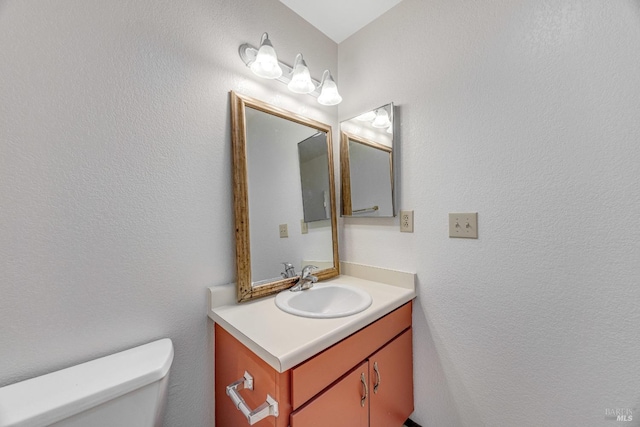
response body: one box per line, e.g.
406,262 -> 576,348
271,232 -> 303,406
249,33 -> 282,79
288,54 -> 315,94
239,33 -> 342,106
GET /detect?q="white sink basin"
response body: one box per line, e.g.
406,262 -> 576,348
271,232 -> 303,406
275,283 -> 372,318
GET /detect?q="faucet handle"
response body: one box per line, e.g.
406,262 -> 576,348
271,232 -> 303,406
281,262 -> 296,278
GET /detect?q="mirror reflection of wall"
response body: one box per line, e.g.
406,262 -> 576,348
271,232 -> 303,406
245,107 -> 334,284
348,139 -> 393,216
298,133 -> 331,222
341,103 -> 395,217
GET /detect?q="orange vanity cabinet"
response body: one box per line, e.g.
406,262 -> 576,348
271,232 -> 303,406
215,301 -> 414,427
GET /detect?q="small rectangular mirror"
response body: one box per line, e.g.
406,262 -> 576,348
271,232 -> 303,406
340,103 -> 395,217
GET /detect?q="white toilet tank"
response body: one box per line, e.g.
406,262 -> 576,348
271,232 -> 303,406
0,338 -> 173,427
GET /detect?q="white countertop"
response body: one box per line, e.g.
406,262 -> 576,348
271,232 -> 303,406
209,267 -> 416,373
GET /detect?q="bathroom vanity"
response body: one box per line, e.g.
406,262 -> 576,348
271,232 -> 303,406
209,264 -> 416,427
222,92 -> 410,425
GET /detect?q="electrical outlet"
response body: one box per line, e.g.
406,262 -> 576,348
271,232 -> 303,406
279,224 -> 288,238
400,210 -> 414,233
300,220 -> 308,234
449,213 -> 478,238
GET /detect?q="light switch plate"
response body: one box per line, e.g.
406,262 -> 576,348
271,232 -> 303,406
279,224 -> 288,238
449,213 -> 478,238
300,220 -> 308,234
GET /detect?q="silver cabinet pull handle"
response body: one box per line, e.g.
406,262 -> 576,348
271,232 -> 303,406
360,372 -> 368,407
373,361 -> 381,394
226,371 -> 279,425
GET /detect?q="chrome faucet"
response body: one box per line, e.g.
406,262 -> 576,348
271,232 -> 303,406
289,265 -> 318,292
281,262 -> 296,279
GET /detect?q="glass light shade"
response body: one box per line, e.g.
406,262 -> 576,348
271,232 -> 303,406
250,33 -> 282,79
355,111 -> 376,122
317,71 -> 342,106
386,125 -> 393,134
372,109 -> 391,128
287,54 -> 315,94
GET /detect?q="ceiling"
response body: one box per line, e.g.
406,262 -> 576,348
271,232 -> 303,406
279,0 -> 404,44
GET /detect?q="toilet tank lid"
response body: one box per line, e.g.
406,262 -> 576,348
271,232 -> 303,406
0,338 -> 173,427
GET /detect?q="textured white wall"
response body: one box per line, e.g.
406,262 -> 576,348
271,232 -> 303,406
0,0 -> 337,425
5,0 -> 640,425
339,0 -> 640,426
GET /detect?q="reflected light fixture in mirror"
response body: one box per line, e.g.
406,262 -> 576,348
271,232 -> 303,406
238,33 -> 342,106
355,111 -> 376,122
356,107 -> 393,134
372,109 -> 391,129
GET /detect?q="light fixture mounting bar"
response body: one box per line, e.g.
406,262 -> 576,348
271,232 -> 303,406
238,43 -> 322,97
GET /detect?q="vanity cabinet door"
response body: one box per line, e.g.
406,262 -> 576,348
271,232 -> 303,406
289,361 -> 369,427
369,328 -> 414,427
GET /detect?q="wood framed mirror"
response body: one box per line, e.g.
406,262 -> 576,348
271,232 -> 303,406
230,91 -> 339,302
